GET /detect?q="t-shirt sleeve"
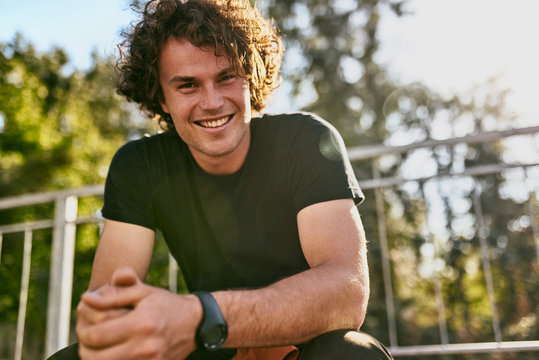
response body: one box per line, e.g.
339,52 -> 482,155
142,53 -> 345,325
101,141 -> 157,230
290,114 -> 364,213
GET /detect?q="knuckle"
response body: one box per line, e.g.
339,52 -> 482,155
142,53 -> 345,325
81,328 -> 101,347
136,314 -> 158,334
75,321 -> 84,337
92,310 -> 107,323
78,306 -> 102,325
76,301 -> 88,319
138,339 -> 161,358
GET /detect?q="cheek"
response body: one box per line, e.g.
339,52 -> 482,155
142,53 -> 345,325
166,97 -> 195,119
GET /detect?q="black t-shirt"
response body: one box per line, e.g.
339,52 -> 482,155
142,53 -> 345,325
102,112 -> 364,292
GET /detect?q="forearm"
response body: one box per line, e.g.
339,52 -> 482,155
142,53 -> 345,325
213,262 -> 369,348
87,220 -> 155,291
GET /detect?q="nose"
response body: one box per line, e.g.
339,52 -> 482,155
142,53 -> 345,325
200,85 -> 224,111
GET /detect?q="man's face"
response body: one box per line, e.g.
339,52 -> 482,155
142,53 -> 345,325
159,37 -> 252,173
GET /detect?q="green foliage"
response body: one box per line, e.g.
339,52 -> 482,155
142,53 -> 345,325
0,35 -> 155,198
0,34 -> 159,357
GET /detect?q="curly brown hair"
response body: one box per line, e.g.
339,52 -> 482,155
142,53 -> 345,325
116,0 -> 284,129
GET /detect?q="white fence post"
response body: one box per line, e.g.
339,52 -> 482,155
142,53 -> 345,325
168,253 -> 179,294
45,195 -> 78,358
14,229 -> 33,360
372,164 -> 399,348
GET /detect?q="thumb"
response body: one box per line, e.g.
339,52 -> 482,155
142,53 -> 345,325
81,267 -> 145,309
111,266 -> 140,287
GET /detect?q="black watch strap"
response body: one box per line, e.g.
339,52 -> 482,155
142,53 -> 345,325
193,291 -> 228,351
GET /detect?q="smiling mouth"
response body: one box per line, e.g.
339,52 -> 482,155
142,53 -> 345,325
196,116 -> 232,128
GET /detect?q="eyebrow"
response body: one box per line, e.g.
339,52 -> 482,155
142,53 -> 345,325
168,75 -> 195,84
168,67 -> 236,85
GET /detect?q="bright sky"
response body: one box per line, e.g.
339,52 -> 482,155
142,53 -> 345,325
377,0 -> 539,128
0,0 -> 134,71
1,0 -> 538,127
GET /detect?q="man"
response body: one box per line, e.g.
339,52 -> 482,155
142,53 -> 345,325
50,0 -> 393,359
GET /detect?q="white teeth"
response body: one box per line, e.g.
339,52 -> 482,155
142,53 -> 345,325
198,116 -> 230,128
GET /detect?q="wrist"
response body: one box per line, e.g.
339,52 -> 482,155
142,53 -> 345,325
188,293 -> 204,327
193,291 -> 228,351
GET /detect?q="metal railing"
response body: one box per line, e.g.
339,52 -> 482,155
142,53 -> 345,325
0,126 -> 538,359
0,185 -> 181,359
0,186 -> 102,359
348,125 -> 539,357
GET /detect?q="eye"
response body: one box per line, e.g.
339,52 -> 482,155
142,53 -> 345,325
219,73 -> 237,82
176,82 -> 198,93
178,83 -> 194,89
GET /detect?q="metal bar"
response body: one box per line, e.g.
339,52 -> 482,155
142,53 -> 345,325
472,184 -> 502,343
45,195 -> 78,358
348,125 -> 539,161
0,220 -> 54,234
168,253 -> 178,293
372,164 -> 398,348
14,229 -> 33,360
358,162 -> 539,190
419,182 -> 449,346
527,188 -> 539,265
46,197 -> 67,357
433,276 -> 449,345
73,214 -> 104,226
0,184 -> 103,210
390,340 -> 539,356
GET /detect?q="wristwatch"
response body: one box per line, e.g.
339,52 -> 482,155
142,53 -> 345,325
193,291 -> 228,351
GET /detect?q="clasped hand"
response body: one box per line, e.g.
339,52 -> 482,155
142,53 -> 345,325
76,267 -> 202,360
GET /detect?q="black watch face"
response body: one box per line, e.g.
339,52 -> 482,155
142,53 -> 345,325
203,324 -> 227,350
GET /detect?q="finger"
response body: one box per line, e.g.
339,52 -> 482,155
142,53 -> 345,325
80,266 -> 144,309
81,281 -> 149,310
77,310 -> 137,349
78,335 -> 163,360
77,300 -> 131,326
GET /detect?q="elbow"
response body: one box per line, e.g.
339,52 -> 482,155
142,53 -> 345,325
349,282 -> 369,329
336,276 -> 369,331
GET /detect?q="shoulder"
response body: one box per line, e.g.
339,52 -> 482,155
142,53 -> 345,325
253,112 -> 339,140
251,112 -> 346,161
254,111 -> 332,128
116,130 -> 177,153
112,131 -> 183,163
249,112 -> 350,168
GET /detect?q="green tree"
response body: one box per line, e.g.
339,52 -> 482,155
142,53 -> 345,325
0,34 -> 160,358
0,34 -> 155,198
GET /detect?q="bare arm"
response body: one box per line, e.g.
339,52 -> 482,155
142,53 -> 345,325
215,198 -> 370,346
77,221 -> 203,359
88,219 -> 155,290
76,198 -> 368,358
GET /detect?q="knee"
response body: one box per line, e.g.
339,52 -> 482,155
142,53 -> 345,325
299,330 -> 393,360
46,343 -> 80,360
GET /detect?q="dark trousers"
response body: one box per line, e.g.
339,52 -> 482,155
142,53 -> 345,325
48,329 -> 393,360
298,330 -> 393,359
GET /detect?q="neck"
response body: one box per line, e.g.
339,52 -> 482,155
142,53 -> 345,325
190,131 -> 251,175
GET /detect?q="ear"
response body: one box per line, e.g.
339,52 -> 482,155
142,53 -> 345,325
159,94 -> 170,114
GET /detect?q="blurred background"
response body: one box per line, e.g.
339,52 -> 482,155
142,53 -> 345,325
1,0 -> 538,359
